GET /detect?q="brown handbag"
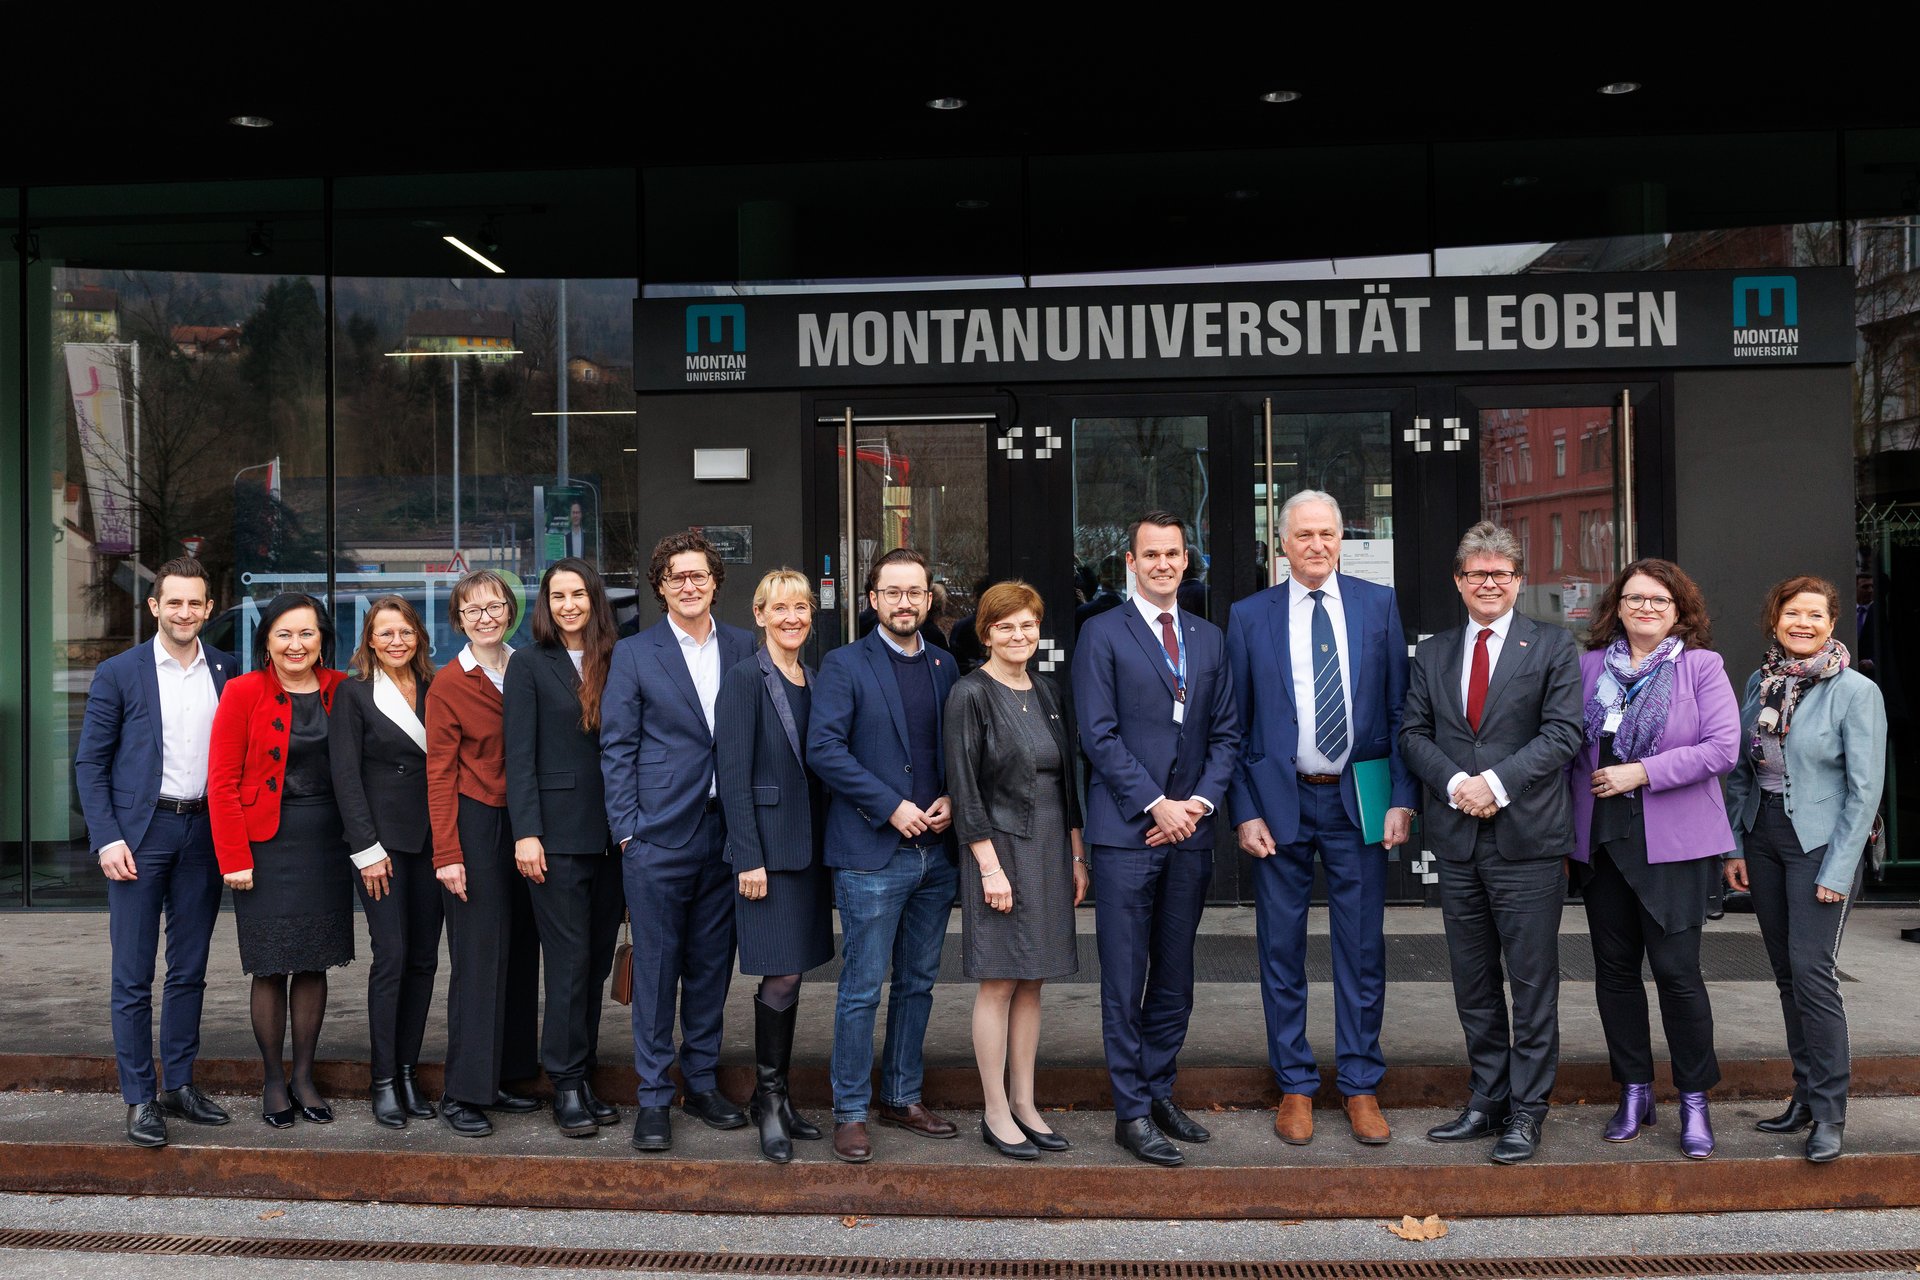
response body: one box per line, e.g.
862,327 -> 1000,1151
610,911 -> 634,1006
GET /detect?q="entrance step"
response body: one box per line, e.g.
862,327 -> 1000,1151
3,1090 -> 1917,1219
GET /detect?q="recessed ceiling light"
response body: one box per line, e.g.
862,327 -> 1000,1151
410,218 -> 446,230
1502,175 -> 1539,188
1227,189 -> 1259,201
1260,90 -> 1302,104
955,199 -> 990,210
927,96 -> 966,111
228,115 -> 274,128
1597,81 -> 1641,96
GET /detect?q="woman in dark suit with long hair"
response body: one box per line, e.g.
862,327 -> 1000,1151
329,595 -> 441,1128
715,568 -> 833,1163
208,593 -> 351,1128
505,558 -> 625,1138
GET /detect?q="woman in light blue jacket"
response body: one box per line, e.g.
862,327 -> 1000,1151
1724,575 -> 1886,1165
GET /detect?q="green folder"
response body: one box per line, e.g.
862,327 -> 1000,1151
1352,756 -> 1393,845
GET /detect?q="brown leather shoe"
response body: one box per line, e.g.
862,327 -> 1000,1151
1274,1093 -> 1314,1145
832,1121 -> 872,1163
1344,1094 -> 1391,1145
875,1101 -> 958,1138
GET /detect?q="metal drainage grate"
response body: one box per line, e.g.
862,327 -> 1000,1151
0,1231 -> 1916,1278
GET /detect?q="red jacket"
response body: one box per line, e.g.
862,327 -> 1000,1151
208,666 -> 346,874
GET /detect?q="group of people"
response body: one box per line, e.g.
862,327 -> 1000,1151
82,495 -> 1885,1171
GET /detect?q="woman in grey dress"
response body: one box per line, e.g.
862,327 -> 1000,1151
944,581 -> 1088,1161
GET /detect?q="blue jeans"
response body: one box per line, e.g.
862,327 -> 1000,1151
830,845 -> 957,1124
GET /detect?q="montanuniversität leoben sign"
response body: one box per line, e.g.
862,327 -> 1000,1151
632,268 -> 1855,393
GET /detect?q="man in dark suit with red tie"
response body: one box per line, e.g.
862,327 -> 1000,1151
1400,521 -> 1583,1165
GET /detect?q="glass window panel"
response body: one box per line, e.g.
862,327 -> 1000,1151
1253,413 -> 1393,595
2,189 -> 20,904
1071,416 -> 1212,628
1479,405 -> 1621,629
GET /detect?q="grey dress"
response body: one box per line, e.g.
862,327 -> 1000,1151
945,670 -> 1080,982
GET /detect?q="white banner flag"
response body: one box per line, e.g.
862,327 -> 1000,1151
63,343 -> 135,555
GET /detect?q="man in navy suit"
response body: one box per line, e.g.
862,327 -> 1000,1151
807,547 -> 959,1163
1073,511 -> 1241,1167
1228,490 -> 1417,1148
601,531 -> 757,1152
73,558 -> 235,1147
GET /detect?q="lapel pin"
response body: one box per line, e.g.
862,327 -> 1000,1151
1518,640 -> 1529,647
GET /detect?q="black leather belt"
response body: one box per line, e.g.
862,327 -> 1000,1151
1297,773 -> 1340,786
156,796 -> 207,814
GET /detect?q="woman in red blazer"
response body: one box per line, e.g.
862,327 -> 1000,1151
208,593 -> 351,1129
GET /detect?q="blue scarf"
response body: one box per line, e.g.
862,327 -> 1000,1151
1583,635 -> 1682,763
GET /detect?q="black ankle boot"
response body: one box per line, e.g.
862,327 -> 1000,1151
750,996 -> 795,1163
395,1066 -> 436,1119
370,1076 -> 406,1129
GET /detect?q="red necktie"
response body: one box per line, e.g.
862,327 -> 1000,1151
1157,612 -> 1180,668
1466,627 -> 1493,732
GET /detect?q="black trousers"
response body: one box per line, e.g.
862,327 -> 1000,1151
355,847 -> 444,1079
526,849 -> 626,1089
1436,827 -> 1564,1119
443,798 -> 541,1106
1747,792 -> 1860,1122
1581,845 -> 1720,1093
503,870 -> 541,1083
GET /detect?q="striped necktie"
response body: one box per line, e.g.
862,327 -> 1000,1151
1309,590 -> 1348,761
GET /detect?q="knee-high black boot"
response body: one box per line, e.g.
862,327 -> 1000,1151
751,996 -> 794,1163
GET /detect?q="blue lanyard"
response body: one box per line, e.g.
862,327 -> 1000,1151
1158,611 -> 1188,702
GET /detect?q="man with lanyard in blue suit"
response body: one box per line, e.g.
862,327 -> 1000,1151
1228,490 -> 1417,1148
1073,511 -> 1241,1167
74,558 -> 235,1147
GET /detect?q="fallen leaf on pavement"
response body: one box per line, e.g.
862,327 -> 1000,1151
258,1210 -> 286,1221
1386,1214 -> 1447,1242
841,1216 -> 872,1229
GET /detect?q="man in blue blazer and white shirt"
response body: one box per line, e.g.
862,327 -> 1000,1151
601,531 -> 757,1152
1073,511 -> 1242,1168
807,547 -> 959,1164
73,558 -> 235,1148
1228,490 -> 1417,1148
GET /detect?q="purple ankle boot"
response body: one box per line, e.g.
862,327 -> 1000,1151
1678,1092 -> 1714,1159
1603,1082 -> 1656,1142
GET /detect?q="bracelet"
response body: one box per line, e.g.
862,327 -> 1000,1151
981,867 -> 1004,879
1072,855 -> 1088,866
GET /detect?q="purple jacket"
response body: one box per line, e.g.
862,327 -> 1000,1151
1568,646 -> 1740,865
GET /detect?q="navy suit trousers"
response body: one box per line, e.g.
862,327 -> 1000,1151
1091,843 -> 1210,1120
623,809 -> 736,1106
1253,780 -> 1388,1096
107,809 -> 222,1104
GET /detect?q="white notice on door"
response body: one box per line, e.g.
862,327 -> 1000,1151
1340,539 -> 1394,587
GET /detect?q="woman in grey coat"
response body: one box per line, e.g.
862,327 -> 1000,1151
1724,575 -> 1887,1164
943,580 -> 1088,1161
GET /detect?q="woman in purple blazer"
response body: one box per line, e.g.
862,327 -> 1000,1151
1568,559 -> 1740,1159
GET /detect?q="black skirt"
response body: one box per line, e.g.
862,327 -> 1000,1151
233,796 -> 356,975
735,861 -> 835,976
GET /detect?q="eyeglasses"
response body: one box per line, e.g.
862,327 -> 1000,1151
1623,594 -> 1674,613
989,619 -> 1041,637
458,601 -> 510,621
372,628 -> 418,643
1459,570 -> 1518,586
663,571 -> 713,589
874,587 -> 929,605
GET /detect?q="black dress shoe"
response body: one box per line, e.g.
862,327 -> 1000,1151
155,1083 -> 231,1126
631,1104 -> 672,1151
396,1066 -> 436,1119
1012,1113 -> 1070,1151
369,1078 -> 406,1130
1426,1106 -> 1508,1143
261,1102 -> 296,1130
490,1089 -> 541,1114
1114,1116 -> 1183,1167
1805,1120 -> 1845,1163
982,1119 -> 1040,1160
126,1102 -> 168,1148
292,1088 -> 334,1125
1490,1112 -> 1543,1164
682,1088 -> 749,1130
1151,1098 -> 1211,1144
1757,1100 -> 1814,1134
580,1081 -> 619,1126
441,1097 -> 494,1137
552,1088 -> 600,1138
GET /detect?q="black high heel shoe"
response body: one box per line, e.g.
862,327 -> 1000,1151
1012,1113 -> 1070,1151
980,1119 -> 1039,1161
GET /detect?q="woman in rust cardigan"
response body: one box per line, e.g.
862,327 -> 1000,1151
208,593 -> 351,1128
426,569 -> 541,1137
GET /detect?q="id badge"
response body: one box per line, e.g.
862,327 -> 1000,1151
1172,697 -> 1187,725
1602,708 -> 1623,734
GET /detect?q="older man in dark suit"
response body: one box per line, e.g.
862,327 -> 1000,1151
1401,521 -> 1583,1164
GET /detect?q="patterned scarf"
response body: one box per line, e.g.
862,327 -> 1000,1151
1750,638 -> 1849,758
1583,634 -> 1683,763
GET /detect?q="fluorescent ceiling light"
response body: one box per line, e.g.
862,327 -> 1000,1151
530,409 -> 638,416
443,235 -> 506,274
384,348 -> 525,357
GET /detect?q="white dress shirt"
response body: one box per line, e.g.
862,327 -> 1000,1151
1287,575 -> 1353,775
154,637 -> 218,800
1447,608 -> 1516,809
1128,592 -> 1214,816
669,614 -> 722,796
457,642 -> 514,693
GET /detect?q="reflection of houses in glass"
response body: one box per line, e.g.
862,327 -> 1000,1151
401,307 -> 517,361
55,285 -> 119,341
1479,405 -> 1617,624
171,325 -> 242,358
567,355 -> 630,385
